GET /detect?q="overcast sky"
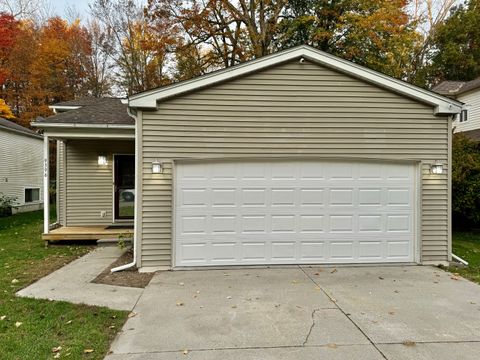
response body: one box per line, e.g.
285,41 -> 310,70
50,0 -> 90,18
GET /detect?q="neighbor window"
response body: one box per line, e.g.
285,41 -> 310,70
25,188 -> 40,203
459,109 -> 468,123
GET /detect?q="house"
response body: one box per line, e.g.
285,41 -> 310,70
33,45 -> 462,271
0,118 -> 44,213
433,77 -> 480,139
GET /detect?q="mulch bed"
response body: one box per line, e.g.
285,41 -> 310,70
92,249 -> 154,288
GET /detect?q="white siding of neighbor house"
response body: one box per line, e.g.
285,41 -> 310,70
63,139 -> 134,226
138,60 -> 450,269
454,89 -> 480,132
0,129 -> 43,209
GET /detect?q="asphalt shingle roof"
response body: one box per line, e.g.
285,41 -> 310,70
0,118 -> 42,138
433,77 -> 480,97
35,98 -> 133,125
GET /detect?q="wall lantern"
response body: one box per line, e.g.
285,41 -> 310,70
152,159 -> 162,174
430,161 -> 443,175
98,155 -> 108,166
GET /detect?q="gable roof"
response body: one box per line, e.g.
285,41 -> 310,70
433,77 -> 480,97
32,98 -> 134,128
0,118 -> 42,139
129,45 -> 462,115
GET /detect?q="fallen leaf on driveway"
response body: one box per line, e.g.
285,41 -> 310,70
231,305 -> 237,309
15,321 -> 22,327
326,343 -> 338,349
83,349 -> 94,353
128,312 -> 137,318
179,282 -> 184,286
314,272 -> 320,276
226,296 -> 232,300
314,286 -> 321,291
388,311 -> 395,315
183,349 -> 189,355
378,276 -> 385,280
52,346 -> 62,353
402,340 -> 416,347
450,276 -> 460,281
291,280 -> 298,284
330,269 -> 337,274
176,302 -> 185,306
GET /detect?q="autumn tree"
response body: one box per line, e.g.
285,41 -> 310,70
426,0 -> 480,85
0,99 -> 14,119
90,0 -> 177,95
275,0 -> 421,79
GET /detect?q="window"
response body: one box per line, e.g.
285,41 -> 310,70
25,188 -> 40,203
459,109 -> 468,123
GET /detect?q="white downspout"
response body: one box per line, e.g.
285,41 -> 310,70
111,106 -> 139,272
452,253 -> 469,266
43,135 -> 50,234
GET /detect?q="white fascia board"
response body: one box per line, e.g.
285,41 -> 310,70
128,45 -> 462,115
42,132 -> 134,139
31,122 -> 135,129
0,126 -> 43,140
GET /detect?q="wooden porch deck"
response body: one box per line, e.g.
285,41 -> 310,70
43,226 -> 133,241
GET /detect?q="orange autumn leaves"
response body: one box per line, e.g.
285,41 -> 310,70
0,14 -> 92,127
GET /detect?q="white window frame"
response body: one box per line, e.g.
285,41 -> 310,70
24,187 -> 41,204
459,109 -> 468,123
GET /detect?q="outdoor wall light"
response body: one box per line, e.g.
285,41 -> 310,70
152,159 -> 162,174
430,161 -> 443,175
98,155 -> 108,166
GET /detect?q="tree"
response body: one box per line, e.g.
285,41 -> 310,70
0,99 -> 14,119
91,0 -> 176,95
145,0 -> 287,75
275,0 -> 420,79
426,0 -> 480,85
452,133 -> 480,228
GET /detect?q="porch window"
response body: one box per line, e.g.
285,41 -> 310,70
25,188 -> 40,203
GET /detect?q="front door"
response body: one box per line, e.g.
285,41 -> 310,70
114,155 -> 135,220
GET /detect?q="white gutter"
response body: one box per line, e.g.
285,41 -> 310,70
31,122 -> 134,129
452,253 -> 469,266
111,106 -> 138,273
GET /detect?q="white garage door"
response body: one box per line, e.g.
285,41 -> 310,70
175,160 -> 415,266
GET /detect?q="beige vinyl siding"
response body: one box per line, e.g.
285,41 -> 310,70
454,89 -> 480,132
56,140 -> 66,225
140,60 -> 449,268
65,139 -> 134,226
0,130 -> 43,207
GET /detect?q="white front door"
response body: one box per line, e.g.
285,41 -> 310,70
174,160 -> 416,267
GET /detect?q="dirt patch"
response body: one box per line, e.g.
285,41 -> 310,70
92,249 -> 154,288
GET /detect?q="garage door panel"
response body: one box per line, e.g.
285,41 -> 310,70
175,160 -> 415,266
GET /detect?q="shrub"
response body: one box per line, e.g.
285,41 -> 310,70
452,133 -> 480,228
0,193 -> 17,217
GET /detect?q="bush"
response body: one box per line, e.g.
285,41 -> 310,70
0,193 -> 17,217
452,133 -> 480,229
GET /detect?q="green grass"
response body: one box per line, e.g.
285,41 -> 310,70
0,210 -> 128,359
450,232 -> 480,284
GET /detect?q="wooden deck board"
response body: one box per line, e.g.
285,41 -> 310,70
43,226 -> 133,241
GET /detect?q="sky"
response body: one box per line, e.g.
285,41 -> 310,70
50,0 -> 91,18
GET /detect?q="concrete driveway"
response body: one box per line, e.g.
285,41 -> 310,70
106,266 -> 480,359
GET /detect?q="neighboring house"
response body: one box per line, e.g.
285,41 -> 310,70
433,77 -> 480,139
0,118 -> 44,213
33,45 -> 462,272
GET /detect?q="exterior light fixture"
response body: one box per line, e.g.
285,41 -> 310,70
430,161 -> 443,175
98,155 -> 108,166
152,159 -> 162,174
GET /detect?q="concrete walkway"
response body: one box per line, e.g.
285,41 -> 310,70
16,247 -> 143,311
105,266 -> 480,360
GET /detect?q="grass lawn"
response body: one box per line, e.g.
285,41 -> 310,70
0,210 -> 128,359
450,232 -> 480,284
